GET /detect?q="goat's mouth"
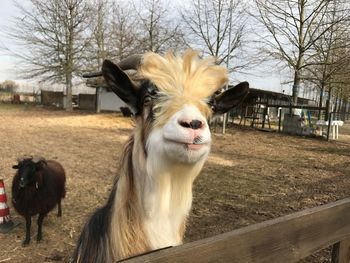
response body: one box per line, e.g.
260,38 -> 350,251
164,138 -> 209,151
185,143 -> 206,151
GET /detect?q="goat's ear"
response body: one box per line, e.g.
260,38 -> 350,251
12,165 -> 19,169
102,59 -> 139,112
212,82 -> 249,114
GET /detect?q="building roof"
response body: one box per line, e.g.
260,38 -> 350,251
230,85 -> 312,106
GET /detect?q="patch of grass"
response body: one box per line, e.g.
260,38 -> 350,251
0,102 -> 38,111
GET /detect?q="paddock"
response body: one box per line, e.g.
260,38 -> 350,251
0,104 -> 349,263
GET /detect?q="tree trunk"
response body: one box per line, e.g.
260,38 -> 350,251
325,87 -> 332,121
318,84 -> 324,120
333,90 -> 339,113
65,72 -> 73,111
345,99 -> 350,120
65,6 -> 74,112
292,0 -> 305,107
292,70 -> 301,106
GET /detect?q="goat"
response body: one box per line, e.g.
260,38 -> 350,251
12,156 -> 66,245
72,50 -> 249,262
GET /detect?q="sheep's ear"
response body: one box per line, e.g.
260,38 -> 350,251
35,160 -> 47,171
102,59 -> 139,113
32,156 -> 47,170
12,165 -> 19,169
212,82 -> 249,114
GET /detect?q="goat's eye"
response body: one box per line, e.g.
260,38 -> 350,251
144,96 -> 152,105
207,98 -> 215,109
149,88 -> 158,96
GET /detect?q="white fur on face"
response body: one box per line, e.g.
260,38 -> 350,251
147,104 -> 211,164
140,104 -> 211,249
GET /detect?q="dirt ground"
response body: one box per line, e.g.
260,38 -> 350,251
0,104 -> 349,263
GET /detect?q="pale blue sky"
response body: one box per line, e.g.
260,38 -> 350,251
0,0 -> 294,95
0,0 -> 18,82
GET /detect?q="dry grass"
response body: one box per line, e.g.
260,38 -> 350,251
0,104 -> 349,263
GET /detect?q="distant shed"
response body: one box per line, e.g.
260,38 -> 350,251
243,87 -> 312,107
84,76 -> 127,112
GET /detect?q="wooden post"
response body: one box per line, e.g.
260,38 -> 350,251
278,108 -> 282,132
262,103 -> 269,129
327,112 -> 332,141
96,87 -> 102,113
239,107 -> 244,126
332,237 -> 350,263
262,98 -> 269,129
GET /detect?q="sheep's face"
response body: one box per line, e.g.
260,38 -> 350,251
102,50 -> 249,164
12,158 -> 45,189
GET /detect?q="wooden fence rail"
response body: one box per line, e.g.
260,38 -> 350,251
119,198 -> 350,263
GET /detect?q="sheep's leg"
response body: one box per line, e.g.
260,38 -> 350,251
23,215 -> 31,246
57,200 -> 62,217
37,213 -> 45,242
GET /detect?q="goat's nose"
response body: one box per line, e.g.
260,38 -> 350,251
179,119 -> 203,130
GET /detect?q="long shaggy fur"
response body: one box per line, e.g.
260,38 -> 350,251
72,135 -> 150,262
140,50 -> 228,125
12,160 -> 66,216
72,51 -> 229,263
12,159 -> 66,244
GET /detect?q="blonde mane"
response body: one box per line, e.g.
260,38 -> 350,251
140,50 -> 228,125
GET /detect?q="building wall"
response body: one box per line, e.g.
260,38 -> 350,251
99,89 -> 127,112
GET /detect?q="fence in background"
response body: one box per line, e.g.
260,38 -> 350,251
0,91 -> 39,104
78,94 -> 96,110
41,90 -> 64,108
223,104 -> 349,140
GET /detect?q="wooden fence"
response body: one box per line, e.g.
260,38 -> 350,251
119,198 -> 350,263
41,90 -> 64,108
78,94 -> 96,110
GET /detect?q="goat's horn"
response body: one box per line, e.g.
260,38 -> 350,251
82,72 -> 102,78
82,54 -> 143,79
116,54 -> 143,70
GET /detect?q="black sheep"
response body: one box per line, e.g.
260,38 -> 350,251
12,156 -> 66,245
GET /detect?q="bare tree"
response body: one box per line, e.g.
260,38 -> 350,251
330,48 -> 350,116
134,0 -> 185,53
85,0 -> 111,72
109,2 -> 140,60
303,0 -> 350,118
181,0 -> 247,68
0,80 -> 19,93
4,0 -> 91,111
253,0 -> 346,105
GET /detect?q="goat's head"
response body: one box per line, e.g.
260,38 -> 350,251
13,156 -> 47,188
102,50 -> 249,164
